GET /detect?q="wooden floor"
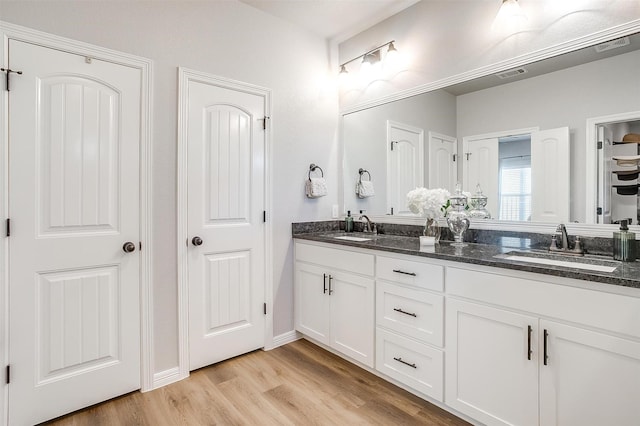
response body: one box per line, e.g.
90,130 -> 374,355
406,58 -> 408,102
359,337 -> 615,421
44,339 -> 470,425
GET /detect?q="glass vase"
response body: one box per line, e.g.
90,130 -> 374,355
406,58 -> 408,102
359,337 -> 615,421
424,218 -> 441,243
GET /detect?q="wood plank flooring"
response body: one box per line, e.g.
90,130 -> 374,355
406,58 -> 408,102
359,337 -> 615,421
43,339 -> 470,426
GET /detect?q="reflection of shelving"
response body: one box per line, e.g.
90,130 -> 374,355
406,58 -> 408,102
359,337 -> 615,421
613,141 -> 640,145
612,155 -> 640,167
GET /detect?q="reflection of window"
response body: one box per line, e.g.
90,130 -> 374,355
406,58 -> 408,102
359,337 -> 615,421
499,156 -> 531,221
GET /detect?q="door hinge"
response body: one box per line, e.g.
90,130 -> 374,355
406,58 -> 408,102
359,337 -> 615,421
6,218 -> 10,237
597,207 -> 603,215
390,141 -> 397,151
263,303 -> 267,315
390,207 -> 394,215
5,365 -> 10,384
1,68 -> 22,91
465,152 -> 471,161
263,116 -> 270,130
263,211 -> 266,223
597,141 -> 603,149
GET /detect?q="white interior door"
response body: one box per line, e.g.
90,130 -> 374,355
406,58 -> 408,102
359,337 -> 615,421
428,132 -> 457,192
387,121 -> 424,215
597,125 -> 613,224
463,137 -> 499,215
531,127 -> 570,222
8,40 -> 141,425
186,76 -> 266,371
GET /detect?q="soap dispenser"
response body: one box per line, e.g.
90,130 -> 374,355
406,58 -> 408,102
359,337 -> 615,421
345,210 -> 354,233
613,219 -> 636,262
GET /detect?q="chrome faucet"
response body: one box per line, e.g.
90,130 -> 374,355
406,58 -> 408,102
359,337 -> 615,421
556,224 -> 570,250
550,223 -> 584,256
358,214 -> 376,234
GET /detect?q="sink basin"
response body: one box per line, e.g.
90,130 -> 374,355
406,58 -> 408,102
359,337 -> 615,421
333,235 -> 372,242
497,251 -> 619,273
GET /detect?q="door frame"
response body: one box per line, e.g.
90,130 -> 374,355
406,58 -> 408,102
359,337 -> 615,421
176,67 -> 273,380
0,21 -> 154,423
585,110 -> 640,224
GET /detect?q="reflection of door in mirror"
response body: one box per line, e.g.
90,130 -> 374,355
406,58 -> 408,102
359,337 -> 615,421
463,136 -> 499,217
463,127 -> 569,222
386,120 -> 424,215
530,127 -> 570,223
429,132 -> 457,193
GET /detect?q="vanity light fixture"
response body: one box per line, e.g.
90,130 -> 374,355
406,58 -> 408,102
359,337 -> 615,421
338,40 -> 397,75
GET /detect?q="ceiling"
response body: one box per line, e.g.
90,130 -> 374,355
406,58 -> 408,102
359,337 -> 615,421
238,0 -> 420,41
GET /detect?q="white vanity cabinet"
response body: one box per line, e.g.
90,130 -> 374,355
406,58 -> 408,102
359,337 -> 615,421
294,241 -> 375,367
445,266 -> 640,426
375,254 -> 445,401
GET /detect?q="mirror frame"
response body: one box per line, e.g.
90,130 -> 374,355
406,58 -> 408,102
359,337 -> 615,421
339,21 -> 640,238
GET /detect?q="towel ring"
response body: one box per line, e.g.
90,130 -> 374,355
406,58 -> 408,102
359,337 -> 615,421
358,168 -> 371,183
308,163 -> 324,180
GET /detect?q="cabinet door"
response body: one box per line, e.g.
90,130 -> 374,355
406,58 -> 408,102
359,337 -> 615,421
294,262 -> 330,345
330,270 -> 375,367
540,320 -> 640,426
445,298 -> 538,426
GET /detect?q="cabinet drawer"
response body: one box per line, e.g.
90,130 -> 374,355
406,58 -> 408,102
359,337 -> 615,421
376,255 -> 443,291
376,281 -> 443,347
295,242 -> 374,276
376,328 -> 443,402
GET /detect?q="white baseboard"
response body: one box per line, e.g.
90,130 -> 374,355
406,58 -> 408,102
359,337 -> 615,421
150,367 -> 188,390
268,330 -> 301,349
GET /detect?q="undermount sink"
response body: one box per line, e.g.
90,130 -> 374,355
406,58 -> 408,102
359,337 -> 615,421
333,235 -> 373,242
496,251 -> 619,273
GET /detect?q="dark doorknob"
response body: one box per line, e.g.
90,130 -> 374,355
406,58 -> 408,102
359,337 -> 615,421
123,242 -> 136,253
192,236 -> 203,246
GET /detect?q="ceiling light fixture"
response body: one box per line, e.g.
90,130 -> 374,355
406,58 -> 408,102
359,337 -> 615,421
493,0 -> 527,32
338,40 -> 397,75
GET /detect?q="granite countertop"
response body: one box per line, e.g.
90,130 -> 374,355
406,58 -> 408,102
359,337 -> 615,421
293,231 -> 640,289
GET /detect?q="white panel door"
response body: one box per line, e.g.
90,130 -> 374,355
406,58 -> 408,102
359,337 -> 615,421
463,137 -> 499,216
387,121 -> 424,215
531,127 -> 570,222
8,40 -> 141,425
597,125 -> 613,223
539,320 -> 640,426
428,132 -> 457,192
445,298 -> 538,426
187,78 -> 266,371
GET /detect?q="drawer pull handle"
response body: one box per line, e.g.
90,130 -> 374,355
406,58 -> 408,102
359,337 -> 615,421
328,275 -> 334,295
393,308 -> 417,317
323,273 -> 327,294
392,269 -> 416,276
393,357 -> 417,369
543,329 -> 549,366
527,325 -> 532,361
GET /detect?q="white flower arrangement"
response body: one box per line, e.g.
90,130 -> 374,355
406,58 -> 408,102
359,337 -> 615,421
406,187 -> 451,218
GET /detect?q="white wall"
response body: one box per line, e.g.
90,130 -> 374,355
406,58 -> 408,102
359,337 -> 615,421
339,0 -> 640,108
456,49 -> 640,222
0,1 -> 339,373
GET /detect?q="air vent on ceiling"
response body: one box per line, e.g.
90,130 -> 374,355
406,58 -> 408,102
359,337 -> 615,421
594,37 -> 630,53
496,68 -> 527,80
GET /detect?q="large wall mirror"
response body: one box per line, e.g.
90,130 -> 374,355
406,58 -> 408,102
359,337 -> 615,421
342,31 -> 640,229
